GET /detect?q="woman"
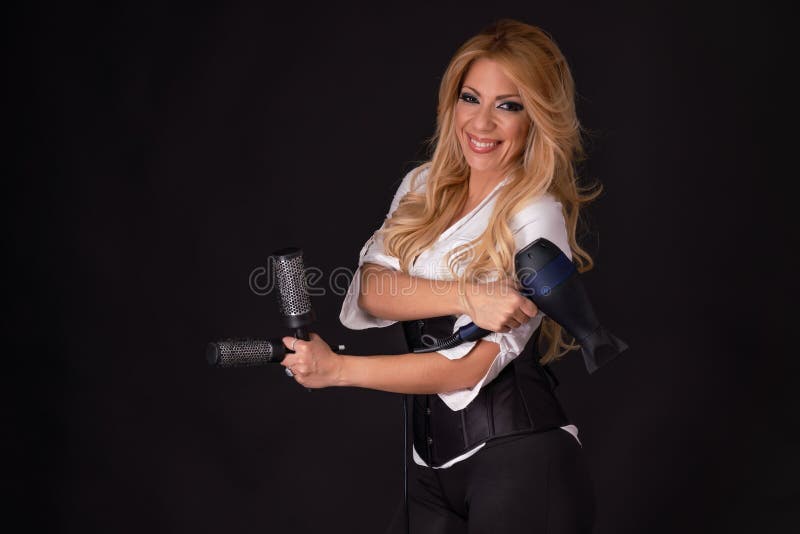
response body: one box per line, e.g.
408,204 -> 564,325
281,19 -> 601,533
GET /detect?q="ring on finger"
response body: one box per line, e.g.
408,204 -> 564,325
291,338 -> 299,351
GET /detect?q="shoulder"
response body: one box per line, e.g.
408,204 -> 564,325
399,162 -> 431,195
509,192 -> 571,259
388,163 -> 431,214
509,192 -> 565,231
383,163 -> 431,218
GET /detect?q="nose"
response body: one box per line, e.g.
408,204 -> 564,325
472,103 -> 496,133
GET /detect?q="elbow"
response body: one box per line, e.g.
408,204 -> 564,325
460,369 -> 484,391
357,290 -> 377,316
434,356 -> 482,393
357,270 -> 376,314
443,341 -> 500,392
358,264 -> 387,316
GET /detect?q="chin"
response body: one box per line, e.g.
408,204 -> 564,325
465,153 -> 503,173
468,161 -> 496,173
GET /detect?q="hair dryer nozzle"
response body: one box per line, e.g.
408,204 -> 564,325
579,327 -> 629,374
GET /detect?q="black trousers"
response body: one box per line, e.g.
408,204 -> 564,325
385,428 -> 596,534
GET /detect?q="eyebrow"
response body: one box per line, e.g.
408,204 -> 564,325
462,85 -> 521,100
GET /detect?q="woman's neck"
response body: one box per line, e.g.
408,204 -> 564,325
466,169 -> 505,203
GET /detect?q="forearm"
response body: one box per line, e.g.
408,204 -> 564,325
335,340 -> 500,394
358,263 -> 466,320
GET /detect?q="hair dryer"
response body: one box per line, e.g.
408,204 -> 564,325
413,238 -> 628,374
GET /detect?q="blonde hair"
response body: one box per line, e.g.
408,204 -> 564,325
381,19 -> 603,365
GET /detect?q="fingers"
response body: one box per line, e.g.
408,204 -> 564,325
282,335 -> 306,350
281,336 -> 302,370
281,356 -> 309,378
281,334 -> 321,377
520,299 -> 538,318
282,333 -> 323,349
511,308 -> 529,326
501,300 -> 539,333
501,324 -> 515,334
469,285 -> 538,334
282,359 -> 307,374
291,365 -> 310,376
281,356 -> 298,371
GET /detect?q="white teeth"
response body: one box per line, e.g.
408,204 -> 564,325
469,136 -> 497,149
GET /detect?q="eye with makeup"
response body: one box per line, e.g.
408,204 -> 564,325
498,101 -> 524,112
458,91 -> 524,112
458,91 -> 479,104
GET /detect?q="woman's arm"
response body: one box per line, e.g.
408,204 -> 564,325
358,262 -> 464,320
281,333 -> 500,394
359,262 -> 538,332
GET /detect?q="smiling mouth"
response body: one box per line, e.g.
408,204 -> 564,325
466,133 -> 502,153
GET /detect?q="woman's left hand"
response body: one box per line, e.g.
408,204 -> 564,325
281,333 -> 343,389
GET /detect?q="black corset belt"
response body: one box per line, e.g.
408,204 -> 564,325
402,316 -> 569,467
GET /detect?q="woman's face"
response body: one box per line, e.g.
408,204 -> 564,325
454,58 -> 530,181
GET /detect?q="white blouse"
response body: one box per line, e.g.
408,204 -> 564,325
339,164 -> 581,469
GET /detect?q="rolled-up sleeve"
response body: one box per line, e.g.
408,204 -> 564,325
339,166 -> 429,330
435,193 -> 571,411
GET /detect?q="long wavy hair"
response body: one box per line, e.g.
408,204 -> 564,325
381,19 -> 603,365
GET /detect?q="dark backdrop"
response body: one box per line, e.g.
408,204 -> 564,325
9,2 -> 795,533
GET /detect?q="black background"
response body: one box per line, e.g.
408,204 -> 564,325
9,1 -> 796,533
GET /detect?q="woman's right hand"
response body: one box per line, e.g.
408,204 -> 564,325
460,279 -> 538,333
